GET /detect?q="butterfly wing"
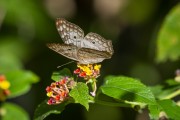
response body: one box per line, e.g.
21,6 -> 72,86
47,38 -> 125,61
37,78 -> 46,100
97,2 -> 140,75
47,43 -> 111,64
50,18 -> 114,64
83,32 -> 114,55
56,18 -> 84,45
47,43 -> 78,61
77,48 -> 112,64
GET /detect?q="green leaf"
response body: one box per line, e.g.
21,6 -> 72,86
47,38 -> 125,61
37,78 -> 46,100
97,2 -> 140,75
156,4 -> 180,62
165,79 -> 180,86
101,76 -> 156,105
100,76 -> 159,119
95,91 -> 146,109
69,82 -> 89,110
148,104 -> 160,120
150,85 -> 180,100
0,54 -> 22,73
1,102 -> 29,120
34,100 -> 70,120
157,99 -> 180,119
5,70 -> 39,98
51,68 -> 72,81
149,85 -> 163,99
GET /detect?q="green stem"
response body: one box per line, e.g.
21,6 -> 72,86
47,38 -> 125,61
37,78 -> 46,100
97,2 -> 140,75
162,89 -> 180,100
91,80 -> 97,96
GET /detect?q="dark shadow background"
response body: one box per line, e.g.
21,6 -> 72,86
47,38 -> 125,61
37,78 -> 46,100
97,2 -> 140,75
0,0 -> 180,120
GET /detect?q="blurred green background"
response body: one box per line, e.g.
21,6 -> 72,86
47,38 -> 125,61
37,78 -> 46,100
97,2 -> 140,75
0,0 -> 180,120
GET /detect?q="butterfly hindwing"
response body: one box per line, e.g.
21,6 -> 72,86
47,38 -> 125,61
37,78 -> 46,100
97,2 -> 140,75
77,48 -> 111,64
47,43 -> 78,61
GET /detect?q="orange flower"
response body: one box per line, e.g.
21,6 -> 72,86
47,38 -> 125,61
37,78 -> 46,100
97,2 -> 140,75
46,77 -> 75,105
74,64 -> 101,80
0,75 -> 11,101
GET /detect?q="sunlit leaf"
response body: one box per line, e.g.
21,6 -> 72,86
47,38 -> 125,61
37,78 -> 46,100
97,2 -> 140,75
69,82 -> 89,110
5,70 -> 39,98
157,99 -> 180,119
1,102 -> 29,120
101,76 -> 156,104
156,4 -> 180,62
101,76 -> 160,119
148,104 -> 160,119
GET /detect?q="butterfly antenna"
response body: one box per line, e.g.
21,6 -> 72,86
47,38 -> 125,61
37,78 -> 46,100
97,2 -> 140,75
57,61 -> 75,68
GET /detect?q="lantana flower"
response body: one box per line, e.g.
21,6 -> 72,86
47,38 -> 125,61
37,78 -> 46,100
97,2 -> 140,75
0,75 -> 11,101
74,64 -> 101,96
74,64 -> 101,80
46,64 -> 102,105
46,77 -> 75,105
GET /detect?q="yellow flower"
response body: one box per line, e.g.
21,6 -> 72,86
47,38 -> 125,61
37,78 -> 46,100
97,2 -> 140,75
94,64 -> 101,71
75,64 -> 101,80
0,80 -> 10,90
86,69 -> 93,76
78,64 -> 93,76
47,91 -> 52,97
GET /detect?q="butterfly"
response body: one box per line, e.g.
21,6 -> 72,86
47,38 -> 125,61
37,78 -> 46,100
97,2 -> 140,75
47,18 -> 114,64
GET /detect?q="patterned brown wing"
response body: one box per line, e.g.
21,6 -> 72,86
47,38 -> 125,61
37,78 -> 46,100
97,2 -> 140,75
77,48 -> 112,64
56,18 -> 84,45
47,43 -> 111,64
84,32 -> 114,55
47,43 -> 78,61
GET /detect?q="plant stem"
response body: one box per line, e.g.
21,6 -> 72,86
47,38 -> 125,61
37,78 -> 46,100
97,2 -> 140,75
162,89 -> 180,99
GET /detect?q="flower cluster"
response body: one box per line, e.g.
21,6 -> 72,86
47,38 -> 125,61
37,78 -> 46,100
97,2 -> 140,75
46,77 -> 75,105
74,64 -> 101,80
0,75 -> 10,101
46,64 -> 101,105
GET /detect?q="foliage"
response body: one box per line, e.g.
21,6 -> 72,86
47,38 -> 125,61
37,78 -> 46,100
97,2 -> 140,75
34,4 -> 180,120
0,0 -> 180,120
1,103 -> 30,120
34,68 -> 180,120
0,25 -> 39,120
156,4 -> 180,62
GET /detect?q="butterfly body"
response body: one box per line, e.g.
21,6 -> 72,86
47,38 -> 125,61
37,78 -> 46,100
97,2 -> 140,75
47,18 -> 114,64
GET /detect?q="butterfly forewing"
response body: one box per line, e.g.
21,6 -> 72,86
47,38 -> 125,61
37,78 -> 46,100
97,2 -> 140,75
84,32 -> 114,55
56,18 -> 84,45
